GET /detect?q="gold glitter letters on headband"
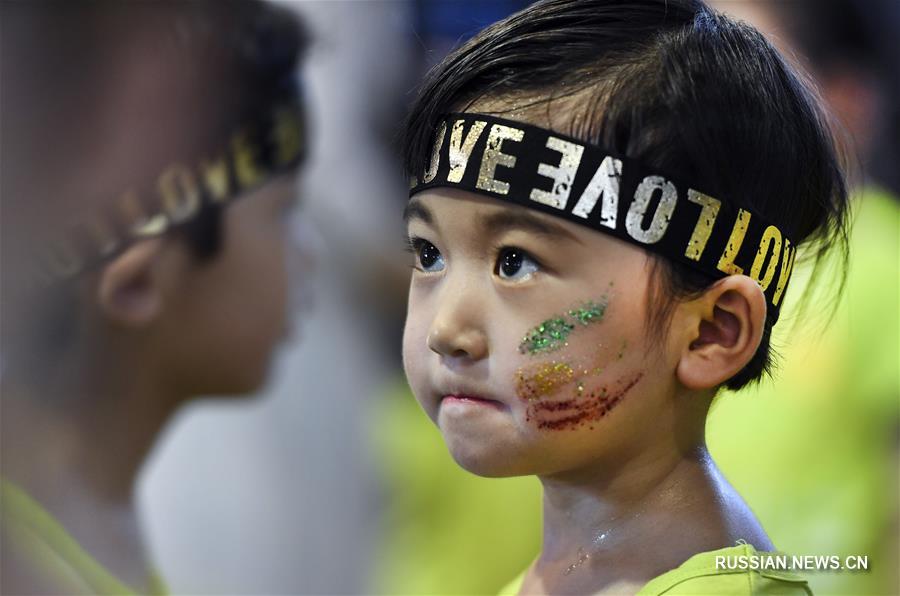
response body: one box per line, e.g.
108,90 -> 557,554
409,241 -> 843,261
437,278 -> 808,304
685,190 -> 721,261
773,239 -> 795,306
158,165 -> 202,224
476,124 -> 524,195
625,176 -> 678,244
571,155 -> 622,228
423,121 -> 447,184
448,120 -> 487,183
717,208 -> 751,275
233,130 -> 264,188
530,136 -> 585,209
119,189 -> 164,237
201,156 -> 232,203
410,113 -> 799,318
35,100 -> 304,285
271,106 -> 304,167
750,225 -> 782,291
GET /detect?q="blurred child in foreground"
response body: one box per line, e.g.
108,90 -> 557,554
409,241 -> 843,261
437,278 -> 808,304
0,2 -> 308,593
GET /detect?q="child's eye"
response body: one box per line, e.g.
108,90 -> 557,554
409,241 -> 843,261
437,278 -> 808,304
411,238 -> 445,273
496,247 -> 539,281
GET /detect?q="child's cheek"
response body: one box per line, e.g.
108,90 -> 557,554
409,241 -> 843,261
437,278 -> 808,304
402,310 -> 432,413
516,298 -> 607,356
511,294 -> 644,432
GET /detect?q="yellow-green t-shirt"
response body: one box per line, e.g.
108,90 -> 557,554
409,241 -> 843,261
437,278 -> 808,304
498,543 -> 812,595
0,478 -> 168,595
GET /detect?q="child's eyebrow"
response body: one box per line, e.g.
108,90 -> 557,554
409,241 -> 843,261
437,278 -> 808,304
482,210 -> 582,244
403,197 -> 432,225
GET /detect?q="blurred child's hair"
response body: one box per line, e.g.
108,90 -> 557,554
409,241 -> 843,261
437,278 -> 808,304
1,0 -> 306,261
0,0 -> 307,378
401,0 -> 850,390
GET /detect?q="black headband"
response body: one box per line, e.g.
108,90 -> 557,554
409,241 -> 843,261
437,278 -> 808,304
32,87 -> 306,286
410,113 -> 797,320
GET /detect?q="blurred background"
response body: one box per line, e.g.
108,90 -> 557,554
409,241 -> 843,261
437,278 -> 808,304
137,1 -> 899,594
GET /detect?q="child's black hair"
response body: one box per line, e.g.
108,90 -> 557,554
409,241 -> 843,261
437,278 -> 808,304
176,0 -> 309,260
401,0 -> 851,390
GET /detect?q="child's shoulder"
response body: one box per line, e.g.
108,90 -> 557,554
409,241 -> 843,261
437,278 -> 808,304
497,570 -> 527,596
497,543 -> 812,596
636,542 -> 812,596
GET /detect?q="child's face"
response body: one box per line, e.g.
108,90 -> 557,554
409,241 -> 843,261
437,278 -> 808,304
403,188 -> 683,478
157,172 -> 311,395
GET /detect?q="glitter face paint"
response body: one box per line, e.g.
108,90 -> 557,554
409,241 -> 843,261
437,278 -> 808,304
514,330 -> 642,431
512,288 -> 642,431
515,360 -> 575,401
518,298 -> 608,355
519,318 -> 574,356
527,372 -> 643,431
514,338 -> 616,402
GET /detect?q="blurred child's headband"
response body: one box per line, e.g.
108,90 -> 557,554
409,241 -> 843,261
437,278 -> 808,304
410,113 -> 796,320
33,88 -> 305,287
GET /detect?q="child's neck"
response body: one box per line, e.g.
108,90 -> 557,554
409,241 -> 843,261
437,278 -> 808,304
1,377 -> 180,591
535,444 -> 770,593
2,377 -> 177,501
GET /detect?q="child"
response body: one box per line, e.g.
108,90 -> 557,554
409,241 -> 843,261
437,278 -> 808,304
400,0 -> 850,593
0,1 -> 307,593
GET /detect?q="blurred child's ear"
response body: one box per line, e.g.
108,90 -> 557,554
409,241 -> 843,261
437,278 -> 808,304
675,275 -> 767,390
96,239 -> 167,327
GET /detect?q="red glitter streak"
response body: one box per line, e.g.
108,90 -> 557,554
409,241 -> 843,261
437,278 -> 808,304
530,373 -> 643,430
531,398 -> 580,412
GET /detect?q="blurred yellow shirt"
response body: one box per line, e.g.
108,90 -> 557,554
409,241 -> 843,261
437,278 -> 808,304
0,478 -> 167,596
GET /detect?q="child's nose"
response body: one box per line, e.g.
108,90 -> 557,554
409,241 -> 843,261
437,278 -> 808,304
426,289 -> 489,362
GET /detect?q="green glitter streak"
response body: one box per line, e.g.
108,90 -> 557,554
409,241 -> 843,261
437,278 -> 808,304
568,300 -> 607,326
519,298 -> 609,355
519,318 -> 574,355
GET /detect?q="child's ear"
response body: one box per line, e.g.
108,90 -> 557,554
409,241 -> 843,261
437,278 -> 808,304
96,239 -> 167,327
675,275 -> 767,390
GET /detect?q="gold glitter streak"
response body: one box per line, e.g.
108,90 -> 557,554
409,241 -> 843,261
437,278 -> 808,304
515,361 -> 575,401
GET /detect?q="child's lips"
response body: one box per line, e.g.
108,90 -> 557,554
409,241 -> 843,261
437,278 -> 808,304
440,394 -> 507,410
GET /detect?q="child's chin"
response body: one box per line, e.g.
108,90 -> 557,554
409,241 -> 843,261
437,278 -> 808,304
445,437 -> 532,478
